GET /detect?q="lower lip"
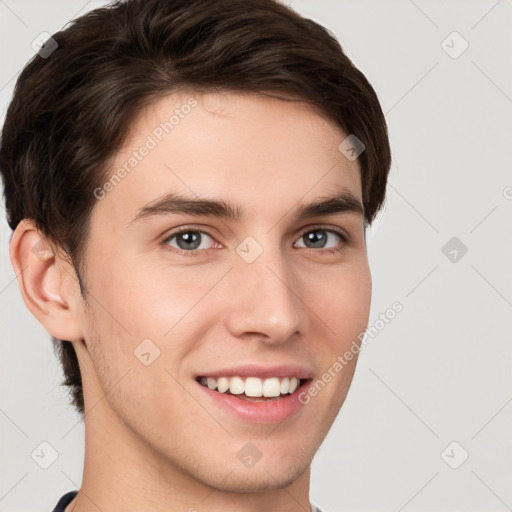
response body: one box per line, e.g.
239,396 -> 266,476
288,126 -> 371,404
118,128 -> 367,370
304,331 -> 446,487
195,379 -> 312,424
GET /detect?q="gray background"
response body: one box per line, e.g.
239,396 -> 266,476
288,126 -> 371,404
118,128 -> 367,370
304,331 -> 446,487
1,1 -> 511,511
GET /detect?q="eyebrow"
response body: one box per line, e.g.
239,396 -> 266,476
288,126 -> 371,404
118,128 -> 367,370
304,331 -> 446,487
130,186 -> 364,225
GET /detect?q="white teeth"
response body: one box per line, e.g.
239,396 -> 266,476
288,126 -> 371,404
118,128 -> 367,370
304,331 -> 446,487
263,377 -> 281,397
199,376 -> 303,397
217,377 -> 230,393
244,377 -> 263,397
229,376 -> 245,395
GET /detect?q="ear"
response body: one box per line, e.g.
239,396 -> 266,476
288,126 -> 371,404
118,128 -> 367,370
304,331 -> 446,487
9,219 -> 84,342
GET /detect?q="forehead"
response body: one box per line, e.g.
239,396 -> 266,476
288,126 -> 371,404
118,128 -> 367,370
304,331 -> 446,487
93,90 -> 362,225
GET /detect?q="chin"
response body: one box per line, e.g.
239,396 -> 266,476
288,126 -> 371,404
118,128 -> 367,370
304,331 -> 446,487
210,464 -> 307,494
201,446 -> 313,494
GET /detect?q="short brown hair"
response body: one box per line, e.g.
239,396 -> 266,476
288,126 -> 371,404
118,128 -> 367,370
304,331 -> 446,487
0,0 -> 391,416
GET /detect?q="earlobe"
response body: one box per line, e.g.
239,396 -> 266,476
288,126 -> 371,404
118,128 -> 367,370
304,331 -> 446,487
9,219 -> 83,342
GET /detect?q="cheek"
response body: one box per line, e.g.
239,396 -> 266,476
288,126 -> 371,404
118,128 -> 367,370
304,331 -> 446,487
302,259 -> 372,345
85,246 -> 222,340
297,263 -> 371,431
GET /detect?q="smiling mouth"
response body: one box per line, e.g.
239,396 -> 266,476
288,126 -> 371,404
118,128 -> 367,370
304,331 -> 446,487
196,375 -> 309,402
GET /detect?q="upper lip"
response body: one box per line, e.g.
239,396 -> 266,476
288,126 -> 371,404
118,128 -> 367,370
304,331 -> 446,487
195,364 -> 314,380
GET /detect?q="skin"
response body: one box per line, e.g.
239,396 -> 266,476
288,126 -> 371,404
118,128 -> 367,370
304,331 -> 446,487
10,91 -> 372,512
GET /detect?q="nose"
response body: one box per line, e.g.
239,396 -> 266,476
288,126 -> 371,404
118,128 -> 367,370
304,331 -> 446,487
223,240 -> 305,344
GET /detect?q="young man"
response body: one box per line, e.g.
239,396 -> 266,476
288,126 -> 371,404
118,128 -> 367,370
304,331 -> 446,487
0,0 -> 391,510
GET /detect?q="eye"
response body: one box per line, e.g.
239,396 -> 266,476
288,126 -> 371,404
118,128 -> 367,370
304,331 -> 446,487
161,226 -> 348,257
294,227 -> 347,253
163,229 -> 218,255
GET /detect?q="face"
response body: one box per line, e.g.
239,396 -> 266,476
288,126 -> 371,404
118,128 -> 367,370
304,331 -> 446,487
74,91 -> 371,492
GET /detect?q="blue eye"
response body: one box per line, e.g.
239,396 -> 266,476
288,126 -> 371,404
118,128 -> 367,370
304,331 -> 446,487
162,226 -> 348,257
164,230 -> 216,254
294,228 -> 346,253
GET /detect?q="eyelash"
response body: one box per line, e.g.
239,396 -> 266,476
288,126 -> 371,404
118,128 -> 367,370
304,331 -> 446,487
161,225 -> 349,257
